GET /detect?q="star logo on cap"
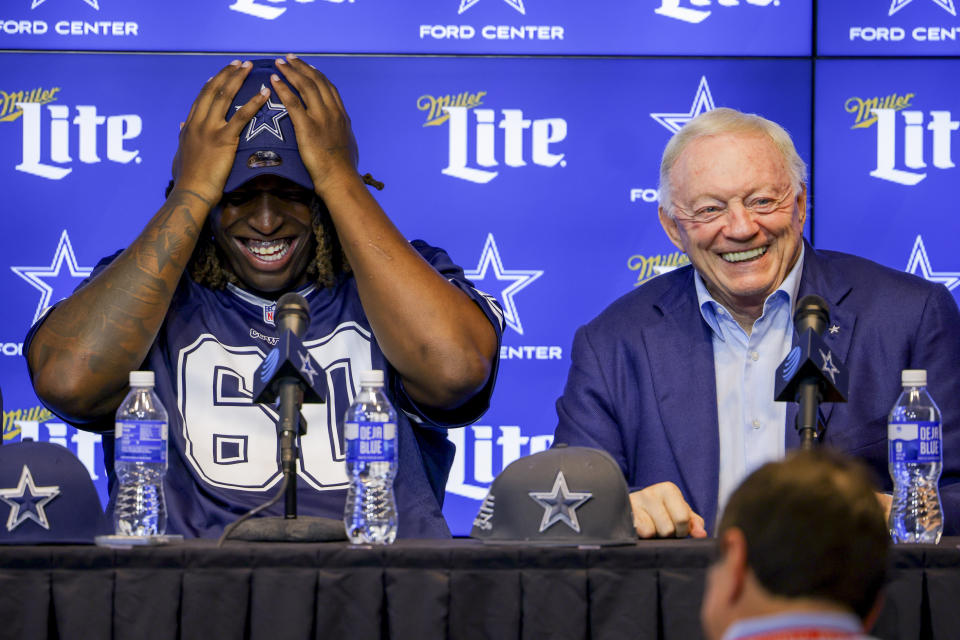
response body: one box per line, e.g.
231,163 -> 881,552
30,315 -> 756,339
241,88 -> 289,142
0,465 -> 61,532
528,470 -> 592,533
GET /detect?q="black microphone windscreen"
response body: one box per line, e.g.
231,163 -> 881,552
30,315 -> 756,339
794,294 -> 829,336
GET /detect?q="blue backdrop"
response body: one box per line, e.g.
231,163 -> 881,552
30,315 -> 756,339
2,0 -> 958,536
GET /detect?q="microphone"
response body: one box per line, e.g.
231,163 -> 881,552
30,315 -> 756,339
252,292 -> 326,518
221,293 -> 346,542
774,295 -> 848,449
252,292 -> 326,406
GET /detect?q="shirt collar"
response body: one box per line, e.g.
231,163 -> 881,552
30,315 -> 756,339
225,282 -> 318,308
721,610 -> 863,640
694,242 -> 806,340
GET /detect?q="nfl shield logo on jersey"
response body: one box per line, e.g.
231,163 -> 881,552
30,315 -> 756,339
263,303 -> 276,326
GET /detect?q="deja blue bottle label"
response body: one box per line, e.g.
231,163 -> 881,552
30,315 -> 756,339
888,421 -> 942,463
115,420 -> 168,464
345,421 -> 397,463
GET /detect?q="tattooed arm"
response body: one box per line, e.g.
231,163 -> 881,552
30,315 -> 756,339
27,60 -> 268,423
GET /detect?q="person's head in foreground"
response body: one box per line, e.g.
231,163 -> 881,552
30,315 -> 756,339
658,106 -> 807,327
701,449 -> 889,640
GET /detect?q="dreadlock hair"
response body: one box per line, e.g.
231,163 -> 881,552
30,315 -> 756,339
164,174 -> 383,292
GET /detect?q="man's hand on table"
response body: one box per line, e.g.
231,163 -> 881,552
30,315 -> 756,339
630,482 -> 708,539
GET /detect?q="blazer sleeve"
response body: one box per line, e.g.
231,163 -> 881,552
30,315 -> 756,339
554,324 -> 633,482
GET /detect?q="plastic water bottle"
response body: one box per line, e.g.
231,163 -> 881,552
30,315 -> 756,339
113,371 -> 168,537
343,370 -> 398,544
888,369 -> 943,544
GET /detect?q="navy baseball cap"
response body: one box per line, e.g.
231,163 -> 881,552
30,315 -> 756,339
224,59 -> 314,194
0,440 -> 110,544
471,445 -> 637,546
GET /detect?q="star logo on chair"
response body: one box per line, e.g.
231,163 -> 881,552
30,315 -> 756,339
0,465 -> 60,532
241,88 -> 289,142
528,470 -> 592,533
889,0 -> 956,17
650,76 -> 716,134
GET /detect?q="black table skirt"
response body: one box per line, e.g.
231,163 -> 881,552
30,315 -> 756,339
0,537 -> 957,640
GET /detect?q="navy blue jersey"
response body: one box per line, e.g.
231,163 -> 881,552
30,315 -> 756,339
26,240 -> 504,539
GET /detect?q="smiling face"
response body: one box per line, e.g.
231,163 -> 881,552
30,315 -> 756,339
212,175 -> 318,297
658,131 -> 806,321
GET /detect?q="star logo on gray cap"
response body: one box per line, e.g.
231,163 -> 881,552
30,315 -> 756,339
528,470 -> 592,533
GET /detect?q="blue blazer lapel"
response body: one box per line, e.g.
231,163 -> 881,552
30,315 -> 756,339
647,269 -> 721,530
786,242 -> 857,449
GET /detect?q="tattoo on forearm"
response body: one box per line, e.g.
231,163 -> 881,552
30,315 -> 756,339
32,189 -> 209,386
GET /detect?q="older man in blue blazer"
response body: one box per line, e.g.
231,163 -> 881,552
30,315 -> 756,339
554,107 -> 960,538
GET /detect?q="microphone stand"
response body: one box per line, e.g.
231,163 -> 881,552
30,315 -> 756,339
796,376 -> 821,450
276,377 -> 303,518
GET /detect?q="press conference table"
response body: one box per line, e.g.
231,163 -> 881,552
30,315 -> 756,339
0,537 -> 957,640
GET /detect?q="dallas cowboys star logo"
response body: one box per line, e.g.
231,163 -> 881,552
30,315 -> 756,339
12,230 -> 93,324
829,325 -> 840,336
465,233 -> 542,335
241,88 -> 289,142
31,0 -> 99,9
818,349 -> 840,385
650,76 -> 716,134
906,235 -> 960,291
889,0 -> 956,17
0,465 -> 60,532
528,470 -> 592,533
459,0 -> 525,15
298,351 -> 318,386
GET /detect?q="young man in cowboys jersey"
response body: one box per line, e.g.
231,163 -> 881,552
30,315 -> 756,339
25,57 -> 503,538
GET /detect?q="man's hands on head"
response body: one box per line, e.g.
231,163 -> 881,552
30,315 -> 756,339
630,482 -> 707,538
270,55 -> 360,196
173,60 -> 269,205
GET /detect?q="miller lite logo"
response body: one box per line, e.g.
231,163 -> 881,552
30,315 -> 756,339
12,97 -> 143,180
423,91 -> 568,184
848,92 -> 960,185
655,0 -> 778,24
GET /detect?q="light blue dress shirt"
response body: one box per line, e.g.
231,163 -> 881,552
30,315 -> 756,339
694,245 -> 805,515
722,611 -> 874,640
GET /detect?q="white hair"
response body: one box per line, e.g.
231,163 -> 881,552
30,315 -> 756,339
658,107 -> 807,217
